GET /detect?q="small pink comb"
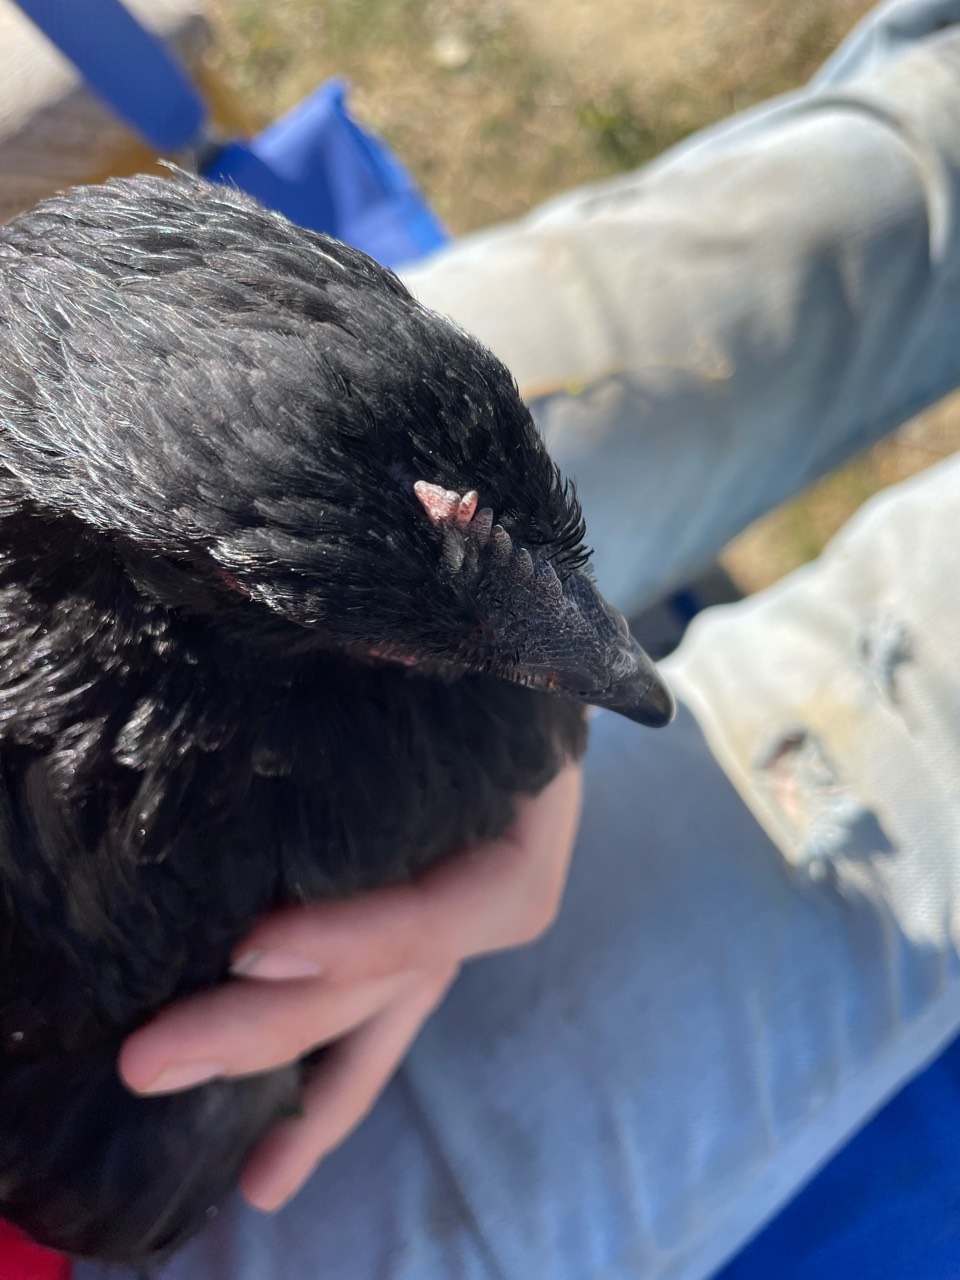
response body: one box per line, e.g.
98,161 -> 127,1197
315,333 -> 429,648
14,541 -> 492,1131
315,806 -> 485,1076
413,481 -> 479,528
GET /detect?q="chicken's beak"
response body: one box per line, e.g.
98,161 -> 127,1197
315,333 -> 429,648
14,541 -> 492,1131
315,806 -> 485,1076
538,571 -> 674,727
577,630 -> 675,727
481,564 -> 675,728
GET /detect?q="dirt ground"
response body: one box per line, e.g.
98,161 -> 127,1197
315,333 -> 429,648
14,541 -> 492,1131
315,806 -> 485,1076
203,0 -> 960,592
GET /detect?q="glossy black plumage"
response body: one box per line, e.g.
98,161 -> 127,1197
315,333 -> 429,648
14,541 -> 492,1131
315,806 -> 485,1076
0,174 -> 668,1264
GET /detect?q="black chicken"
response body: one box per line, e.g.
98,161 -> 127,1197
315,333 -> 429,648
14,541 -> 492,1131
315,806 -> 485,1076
0,174 -> 672,1266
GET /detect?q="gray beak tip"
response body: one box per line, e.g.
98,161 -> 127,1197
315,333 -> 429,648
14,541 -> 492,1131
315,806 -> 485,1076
612,675 -> 676,728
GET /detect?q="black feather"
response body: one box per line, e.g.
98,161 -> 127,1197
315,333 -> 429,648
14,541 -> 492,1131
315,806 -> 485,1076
0,174 -> 590,1263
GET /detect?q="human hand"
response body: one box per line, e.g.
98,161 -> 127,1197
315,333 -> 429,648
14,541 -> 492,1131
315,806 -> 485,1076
119,762 -> 584,1212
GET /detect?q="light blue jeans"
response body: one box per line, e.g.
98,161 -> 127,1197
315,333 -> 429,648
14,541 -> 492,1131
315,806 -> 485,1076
82,2 -> 960,1276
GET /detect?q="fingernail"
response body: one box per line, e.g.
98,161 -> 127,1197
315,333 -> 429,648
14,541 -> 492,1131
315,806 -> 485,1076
249,1169 -> 310,1215
141,1061 -> 224,1094
230,950 -> 322,981
250,1185 -> 296,1214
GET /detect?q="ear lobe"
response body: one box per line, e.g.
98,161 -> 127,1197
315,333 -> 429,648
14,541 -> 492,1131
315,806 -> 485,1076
210,564 -> 252,599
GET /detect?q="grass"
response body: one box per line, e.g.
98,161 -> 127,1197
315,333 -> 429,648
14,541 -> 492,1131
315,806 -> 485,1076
201,0 -> 960,591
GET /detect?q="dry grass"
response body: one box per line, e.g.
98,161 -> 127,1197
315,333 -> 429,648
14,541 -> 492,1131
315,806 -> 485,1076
201,0 -> 960,591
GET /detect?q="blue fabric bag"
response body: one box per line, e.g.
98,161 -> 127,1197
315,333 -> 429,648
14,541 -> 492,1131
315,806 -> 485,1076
205,79 -> 448,267
12,0 -> 448,269
720,1035 -> 960,1278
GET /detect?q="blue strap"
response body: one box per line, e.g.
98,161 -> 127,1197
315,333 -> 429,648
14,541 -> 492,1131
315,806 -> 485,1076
12,0 -> 206,151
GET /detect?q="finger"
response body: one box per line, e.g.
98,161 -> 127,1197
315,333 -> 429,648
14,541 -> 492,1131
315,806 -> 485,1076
418,761 -> 583,954
120,969 -> 425,1094
230,887 -> 440,985
240,967 -> 457,1212
232,763 -> 583,983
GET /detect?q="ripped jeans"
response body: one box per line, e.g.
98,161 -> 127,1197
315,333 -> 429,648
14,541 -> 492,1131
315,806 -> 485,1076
81,2 -> 960,1278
